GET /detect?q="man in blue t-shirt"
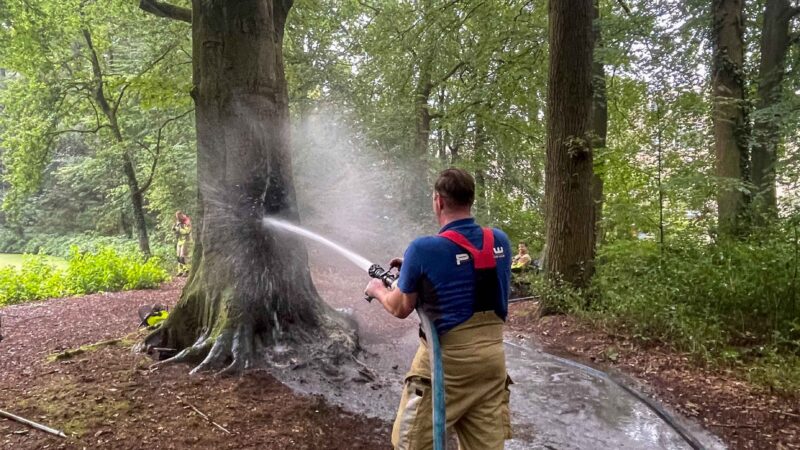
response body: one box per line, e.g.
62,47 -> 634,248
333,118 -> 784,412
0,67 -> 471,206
365,168 -> 513,450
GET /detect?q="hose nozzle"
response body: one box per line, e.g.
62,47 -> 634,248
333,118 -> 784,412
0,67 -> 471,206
365,264 -> 398,302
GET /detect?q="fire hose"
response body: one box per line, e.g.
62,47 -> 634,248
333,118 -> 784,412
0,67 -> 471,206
366,264 -> 447,450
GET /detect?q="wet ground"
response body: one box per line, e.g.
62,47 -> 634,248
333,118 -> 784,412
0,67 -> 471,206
0,260 -> 729,449
288,265 -> 728,449
502,341 -> 724,449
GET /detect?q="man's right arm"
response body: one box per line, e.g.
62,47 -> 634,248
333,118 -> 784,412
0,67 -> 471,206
371,239 -> 424,319
369,282 -> 417,318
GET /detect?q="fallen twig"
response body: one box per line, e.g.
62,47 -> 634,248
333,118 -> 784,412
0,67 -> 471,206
176,395 -> 231,434
709,422 -> 757,429
0,408 -> 67,438
51,339 -> 123,361
771,409 -> 800,419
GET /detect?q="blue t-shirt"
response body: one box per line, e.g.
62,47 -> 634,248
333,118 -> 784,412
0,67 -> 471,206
397,217 -> 512,335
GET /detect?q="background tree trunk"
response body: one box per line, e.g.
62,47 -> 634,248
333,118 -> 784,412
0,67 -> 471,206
752,0 -> 799,221
591,0 -> 607,245
408,0 -> 435,216
544,0 -> 595,289
474,115 -> 489,221
712,0 -> 749,236
148,0 -> 355,375
83,29 -> 152,257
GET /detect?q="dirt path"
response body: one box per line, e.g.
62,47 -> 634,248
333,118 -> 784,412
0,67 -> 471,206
0,278 -> 390,449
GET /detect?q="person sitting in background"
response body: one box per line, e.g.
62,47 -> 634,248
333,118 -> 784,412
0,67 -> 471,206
172,211 -> 192,276
511,242 -> 532,272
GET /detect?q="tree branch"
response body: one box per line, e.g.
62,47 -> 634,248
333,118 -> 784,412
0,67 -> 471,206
47,124 -> 110,137
615,0 -> 632,15
357,0 -> 381,14
113,83 -> 130,117
432,61 -> 466,89
137,108 -> 194,195
139,0 -> 192,23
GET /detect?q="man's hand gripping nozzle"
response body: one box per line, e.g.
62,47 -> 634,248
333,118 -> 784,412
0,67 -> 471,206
365,264 -> 398,302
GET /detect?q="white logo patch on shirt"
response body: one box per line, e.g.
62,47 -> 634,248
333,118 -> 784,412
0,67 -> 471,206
455,253 -> 470,266
493,247 -> 505,258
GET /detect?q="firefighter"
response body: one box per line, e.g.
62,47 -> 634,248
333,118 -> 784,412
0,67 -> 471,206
365,168 -> 513,450
511,242 -> 533,272
172,211 -> 192,276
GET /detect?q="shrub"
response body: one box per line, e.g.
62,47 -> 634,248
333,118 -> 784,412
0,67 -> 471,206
65,246 -> 168,294
0,247 -> 169,306
589,229 -> 800,360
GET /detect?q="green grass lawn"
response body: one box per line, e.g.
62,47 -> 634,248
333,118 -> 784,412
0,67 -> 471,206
0,253 -> 67,269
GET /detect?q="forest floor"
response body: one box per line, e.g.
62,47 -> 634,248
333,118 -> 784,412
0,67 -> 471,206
0,279 -> 389,450
0,277 -> 797,449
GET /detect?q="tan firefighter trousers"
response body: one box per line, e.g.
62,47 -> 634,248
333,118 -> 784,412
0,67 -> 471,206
391,311 -> 512,450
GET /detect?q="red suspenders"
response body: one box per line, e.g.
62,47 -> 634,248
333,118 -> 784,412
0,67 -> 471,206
438,228 -> 497,269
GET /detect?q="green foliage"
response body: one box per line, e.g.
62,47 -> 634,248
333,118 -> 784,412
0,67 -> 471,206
0,231 -> 172,263
578,230 -> 800,391
0,0 -> 195,257
64,246 -> 168,294
0,247 -> 169,306
0,256 -> 67,304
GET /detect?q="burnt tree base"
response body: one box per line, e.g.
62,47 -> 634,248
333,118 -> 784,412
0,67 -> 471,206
144,219 -> 360,376
145,278 -> 359,377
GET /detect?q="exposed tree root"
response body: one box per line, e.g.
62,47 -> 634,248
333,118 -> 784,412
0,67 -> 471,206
148,309 -> 359,379
151,334 -> 213,368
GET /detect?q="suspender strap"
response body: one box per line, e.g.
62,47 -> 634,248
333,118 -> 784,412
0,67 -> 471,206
438,228 -> 497,269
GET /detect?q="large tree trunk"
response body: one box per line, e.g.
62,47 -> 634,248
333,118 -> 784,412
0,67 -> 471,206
148,0 -> 355,375
544,0 -> 595,289
752,0 -> 799,220
591,0 -> 607,245
712,0 -> 749,236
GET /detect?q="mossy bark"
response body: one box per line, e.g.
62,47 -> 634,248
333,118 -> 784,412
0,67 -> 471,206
146,0 -> 356,375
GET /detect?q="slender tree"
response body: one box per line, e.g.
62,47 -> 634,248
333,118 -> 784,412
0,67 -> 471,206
591,0 -> 608,244
752,0 -> 800,220
712,0 -> 749,236
141,0 -> 355,374
82,28 -> 152,257
544,0 -> 595,288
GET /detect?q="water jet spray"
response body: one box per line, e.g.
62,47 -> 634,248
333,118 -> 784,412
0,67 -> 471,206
261,216 -> 447,450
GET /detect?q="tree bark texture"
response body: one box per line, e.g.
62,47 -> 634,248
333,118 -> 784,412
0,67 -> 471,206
712,0 -> 749,236
591,0 -> 607,245
544,0 -> 595,288
148,0 -> 355,375
752,0 -> 799,219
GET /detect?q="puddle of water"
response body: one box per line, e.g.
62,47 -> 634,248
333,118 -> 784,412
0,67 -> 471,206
269,310 -> 726,449
504,340 -> 726,449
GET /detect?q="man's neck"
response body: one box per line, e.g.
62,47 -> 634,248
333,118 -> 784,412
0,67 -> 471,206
439,211 -> 473,228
